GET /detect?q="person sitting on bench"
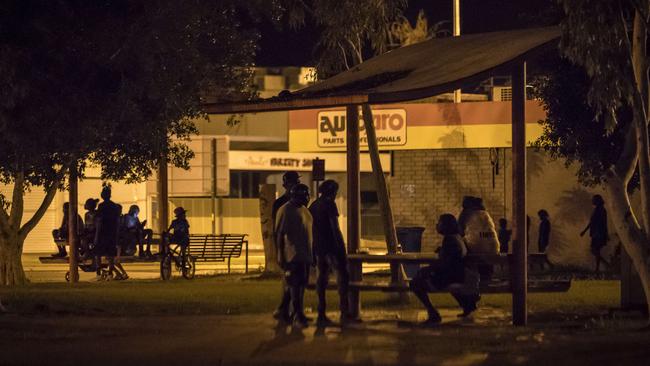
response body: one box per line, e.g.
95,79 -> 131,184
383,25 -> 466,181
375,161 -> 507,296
410,214 -> 480,326
124,205 -> 154,258
51,202 -> 83,258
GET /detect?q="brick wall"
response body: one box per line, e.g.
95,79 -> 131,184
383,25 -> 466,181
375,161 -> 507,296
390,148 -> 506,251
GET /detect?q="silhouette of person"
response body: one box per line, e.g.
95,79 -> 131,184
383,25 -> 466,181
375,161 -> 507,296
309,180 -> 351,326
410,214 -> 479,326
271,171 -> 301,323
80,198 -> 99,259
94,185 -> 122,280
537,209 -> 551,253
124,204 -> 154,258
497,218 -> 512,254
51,202 -> 83,258
581,195 -> 609,272
458,196 -> 499,282
168,206 -> 190,251
275,183 -> 313,328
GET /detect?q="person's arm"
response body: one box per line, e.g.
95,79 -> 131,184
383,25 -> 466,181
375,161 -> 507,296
580,222 -> 590,236
275,209 -> 287,269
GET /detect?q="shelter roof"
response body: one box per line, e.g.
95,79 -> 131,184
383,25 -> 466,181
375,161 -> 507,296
205,27 -> 559,114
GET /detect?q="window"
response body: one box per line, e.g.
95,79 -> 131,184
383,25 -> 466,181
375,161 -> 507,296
229,171 -> 263,198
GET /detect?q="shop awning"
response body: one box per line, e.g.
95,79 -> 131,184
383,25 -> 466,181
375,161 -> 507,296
204,26 -> 559,114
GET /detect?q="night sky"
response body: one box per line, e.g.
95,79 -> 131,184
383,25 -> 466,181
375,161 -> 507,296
256,0 -> 558,66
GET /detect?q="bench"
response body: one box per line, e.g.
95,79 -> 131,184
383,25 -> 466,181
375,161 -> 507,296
186,234 -> 248,273
341,252 -> 571,294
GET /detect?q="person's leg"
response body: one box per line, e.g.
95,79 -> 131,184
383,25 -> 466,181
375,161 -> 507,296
409,267 -> 441,323
287,264 -> 309,327
334,252 -> 350,319
315,256 -> 330,321
143,229 -> 153,256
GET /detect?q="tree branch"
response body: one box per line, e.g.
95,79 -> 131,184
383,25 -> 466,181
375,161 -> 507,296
8,171 -> 25,230
18,182 -> 58,239
0,200 -> 11,235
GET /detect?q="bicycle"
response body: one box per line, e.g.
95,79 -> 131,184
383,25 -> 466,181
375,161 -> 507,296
159,232 -> 196,280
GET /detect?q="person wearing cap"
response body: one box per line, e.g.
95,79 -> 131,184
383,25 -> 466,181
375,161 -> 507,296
168,206 -> 190,252
94,185 -> 123,280
274,183 -> 313,328
309,179 -> 351,326
271,171 -> 301,323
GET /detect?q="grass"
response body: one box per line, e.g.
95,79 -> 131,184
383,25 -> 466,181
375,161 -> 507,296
0,277 -> 621,318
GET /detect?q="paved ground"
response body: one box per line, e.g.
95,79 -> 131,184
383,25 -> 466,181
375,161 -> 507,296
2,307 -> 649,366
23,252 -> 391,282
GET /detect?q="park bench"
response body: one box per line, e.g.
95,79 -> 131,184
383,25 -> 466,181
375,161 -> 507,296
186,234 -> 249,273
310,252 -> 571,294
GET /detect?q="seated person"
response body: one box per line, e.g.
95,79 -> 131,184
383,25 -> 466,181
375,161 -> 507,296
410,214 -> 480,326
51,202 -> 83,258
458,196 -> 500,282
167,207 -> 190,253
123,205 -> 154,258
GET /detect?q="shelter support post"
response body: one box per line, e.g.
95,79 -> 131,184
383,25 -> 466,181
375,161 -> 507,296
346,104 -> 362,319
158,156 -> 169,238
511,62 -> 528,326
361,104 -> 405,285
68,167 -> 79,283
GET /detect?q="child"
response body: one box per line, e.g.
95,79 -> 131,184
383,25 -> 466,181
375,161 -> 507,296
497,218 -> 512,254
168,207 -> 190,250
410,214 -> 480,326
81,198 -> 99,259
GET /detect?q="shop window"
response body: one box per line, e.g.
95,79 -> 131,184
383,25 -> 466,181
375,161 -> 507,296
229,171 -> 263,198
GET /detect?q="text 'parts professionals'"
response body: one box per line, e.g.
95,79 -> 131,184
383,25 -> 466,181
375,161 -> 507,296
317,109 -> 407,148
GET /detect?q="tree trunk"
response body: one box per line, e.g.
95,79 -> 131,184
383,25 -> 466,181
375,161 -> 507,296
0,233 -> 28,286
604,170 -> 650,318
259,184 -> 281,274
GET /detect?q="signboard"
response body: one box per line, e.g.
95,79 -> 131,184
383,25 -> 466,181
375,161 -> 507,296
228,150 -> 390,173
317,109 -> 407,148
289,101 -> 547,152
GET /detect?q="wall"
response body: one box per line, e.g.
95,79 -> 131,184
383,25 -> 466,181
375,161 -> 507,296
390,148 -> 617,269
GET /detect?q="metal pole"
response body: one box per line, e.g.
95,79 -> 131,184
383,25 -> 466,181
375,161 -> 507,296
211,138 -> 217,235
158,156 -> 169,238
68,167 -> 79,283
453,0 -> 462,103
511,62 -> 527,326
346,104 -> 362,319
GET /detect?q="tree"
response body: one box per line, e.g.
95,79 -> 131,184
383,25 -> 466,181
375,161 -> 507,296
0,0 -> 261,285
537,0 -> 650,320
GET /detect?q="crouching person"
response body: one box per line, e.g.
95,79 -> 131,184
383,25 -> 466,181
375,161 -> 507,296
410,214 -> 480,326
275,183 -> 313,328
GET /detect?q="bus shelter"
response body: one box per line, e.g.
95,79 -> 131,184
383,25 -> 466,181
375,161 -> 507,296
194,26 -> 558,326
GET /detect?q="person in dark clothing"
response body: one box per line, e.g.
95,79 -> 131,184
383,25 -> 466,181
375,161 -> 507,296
81,198 -> 99,259
168,207 -> 190,249
497,218 -> 512,254
410,214 -> 479,326
94,186 -> 123,280
581,195 -> 609,272
537,209 -> 551,253
271,171 -> 301,323
51,202 -> 83,258
275,183 -> 313,328
309,180 -> 351,327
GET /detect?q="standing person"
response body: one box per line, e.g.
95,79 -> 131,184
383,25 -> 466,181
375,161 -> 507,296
94,185 -> 122,280
410,214 -> 480,326
581,194 -> 610,272
497,218 -> 512,254
124,205 -> 154,258
309,180 -> 351,327
537,209 -> 551,253
275,183 -> 313,328
271,171 -> 301,323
